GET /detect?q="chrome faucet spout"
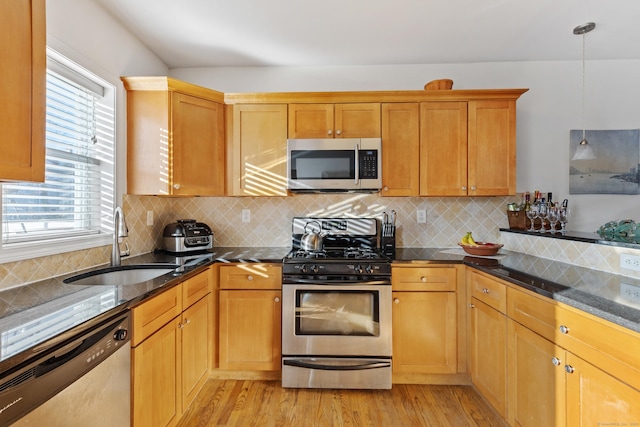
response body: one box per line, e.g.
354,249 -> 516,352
111,207 -> 129,266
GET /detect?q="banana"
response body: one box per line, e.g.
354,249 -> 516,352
460,231 -> 475,245
466,232 -> 479,246
460,231 -> 479,246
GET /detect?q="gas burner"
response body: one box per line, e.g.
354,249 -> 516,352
292,249 -> 327,259
343,247 -> 379,259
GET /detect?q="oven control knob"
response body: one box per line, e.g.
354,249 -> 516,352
300,265 -> 308,274
365,265 -> 373,273
310,265 -> 319,273
354,264 -> 363,274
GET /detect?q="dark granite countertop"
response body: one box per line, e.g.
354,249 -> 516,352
393,247 -> 640,334
1,245 -> 638,377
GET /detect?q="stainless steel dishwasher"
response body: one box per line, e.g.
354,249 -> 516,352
1,311 -> 131,427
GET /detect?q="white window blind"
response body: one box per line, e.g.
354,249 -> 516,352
1,58 -> 115,245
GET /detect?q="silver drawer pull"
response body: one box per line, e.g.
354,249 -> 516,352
559,325 -> 570,334
551,356 -> 562,366
482,288 -> 490,294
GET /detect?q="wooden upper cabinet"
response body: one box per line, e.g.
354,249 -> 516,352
381,103 -> 420,196
419,99 -> 517,196
468,100 -> 517,196
0,0 -> 46,182
122,77 -> 225,196
288,103 -> 381,138
419,102 -> 468,196
227,104 -> 288,196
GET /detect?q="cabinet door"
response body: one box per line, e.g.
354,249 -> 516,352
288,104 -> 333,138
229,104 -> 288,196
0,0 -> 46,182
219,290 -> 282,370
419,102 -> 468,196
334,103 -> 381,138
469,298 -> 507,418
565,352 -> 640,427
381,103 -> 419,196
467,100 -> 516,196
507,319 -> 566,427
171,93 -> 225,195
132,318 -> 180,427
181,295 -> 211,411
392,291 -> 457,374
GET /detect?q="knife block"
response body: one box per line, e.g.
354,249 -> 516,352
381,226 -> 396,256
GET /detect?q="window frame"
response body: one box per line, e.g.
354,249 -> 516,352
0,47 -> 122,264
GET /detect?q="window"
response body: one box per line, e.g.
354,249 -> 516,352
0,50 -> 115,261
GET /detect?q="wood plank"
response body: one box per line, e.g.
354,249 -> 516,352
176,380 -> 507,427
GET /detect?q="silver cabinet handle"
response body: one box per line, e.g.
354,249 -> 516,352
327,130 -> 333,135
462,186 -> 467,191
564,365 -> 575,374
247,275 -> 254,281
471,186 -> 477,191
482,288 -> 490,294
173,183 -> 181,189
468,303 -> 475,309
336,129 -> 342,135
274,297 -> 280,303
551,356 -> 562,366
383,186 -> 389,192
394,298 -> 400,304
420,276 -> 427,283
559,325 -> 570,334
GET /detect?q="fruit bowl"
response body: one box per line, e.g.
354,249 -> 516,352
458,242 -> 504,256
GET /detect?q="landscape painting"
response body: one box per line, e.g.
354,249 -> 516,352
569,129 -> 640,194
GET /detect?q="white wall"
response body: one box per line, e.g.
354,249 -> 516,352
171,60 -> 640,234
46,0 -> 168,198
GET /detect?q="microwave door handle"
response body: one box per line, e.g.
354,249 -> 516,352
354,143 -> 360,184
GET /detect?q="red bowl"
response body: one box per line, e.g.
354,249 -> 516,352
458,242 -> 503,256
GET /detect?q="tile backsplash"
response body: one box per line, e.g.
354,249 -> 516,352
1,193 -> 638,290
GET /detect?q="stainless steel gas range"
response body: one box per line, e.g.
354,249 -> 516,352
281,217 -> 392,389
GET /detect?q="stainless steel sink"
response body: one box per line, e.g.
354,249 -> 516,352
63,264 -> 179,286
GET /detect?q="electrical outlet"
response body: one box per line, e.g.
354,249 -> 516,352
416,209 -> 427,224
620,253 -> 640,272
146,210 -> 153,226
241,209 -> 251,223
620,283 -> 640,304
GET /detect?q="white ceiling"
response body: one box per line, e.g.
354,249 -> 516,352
95,0 -> 640,69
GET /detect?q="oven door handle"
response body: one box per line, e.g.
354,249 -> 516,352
283,359 -> 391,371
282,279 -> 390,286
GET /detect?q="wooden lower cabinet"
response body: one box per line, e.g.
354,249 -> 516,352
132,318 -> 180,427
181,296 -> 211,408
469,297 -> 507,418
507,319 -> 565,427
131,269 -> 212,427
392,291 -> 457,374
219,289 -> 282,371
565,352 -> 640,427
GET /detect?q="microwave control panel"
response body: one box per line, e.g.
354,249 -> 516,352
359,150 -> 379,178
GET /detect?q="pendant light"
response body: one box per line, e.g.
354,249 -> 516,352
572,22 -> 597,160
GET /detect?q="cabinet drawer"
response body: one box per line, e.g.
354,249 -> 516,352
219,264 -> 281,290
392,266 -> 456,291
183,268 -> 212,308
468,271 -> 506,313
555,303 -> 640,390
507,286 -> 556,342
132,285 -> 182,346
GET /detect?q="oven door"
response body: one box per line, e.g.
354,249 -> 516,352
286,138 -> 381,191
282,282 -> 392,357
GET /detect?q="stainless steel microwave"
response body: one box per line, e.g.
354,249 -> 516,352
286,138 -> 382,192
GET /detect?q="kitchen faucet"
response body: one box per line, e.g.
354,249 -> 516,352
111,206 -> 130,266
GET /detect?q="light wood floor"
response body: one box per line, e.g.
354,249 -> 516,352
177,380 -> 507,427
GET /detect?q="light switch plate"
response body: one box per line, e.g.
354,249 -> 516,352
242,209 -> 251,223
146,210 -> 153,226
416,209 -> 427,224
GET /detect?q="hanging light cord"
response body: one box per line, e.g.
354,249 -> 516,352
581,31 -> 586,142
